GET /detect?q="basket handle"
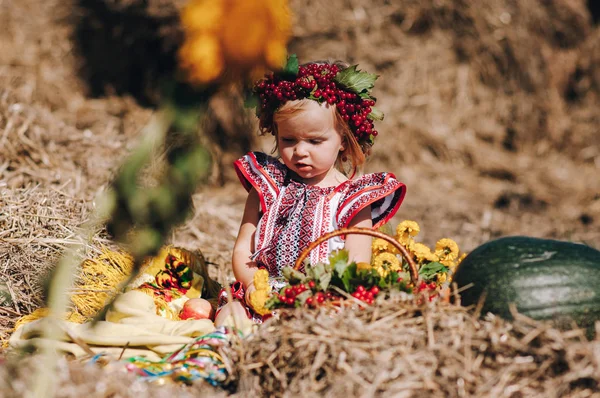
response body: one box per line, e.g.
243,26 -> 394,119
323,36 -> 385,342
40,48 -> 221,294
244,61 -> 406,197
293,227 -> 419,283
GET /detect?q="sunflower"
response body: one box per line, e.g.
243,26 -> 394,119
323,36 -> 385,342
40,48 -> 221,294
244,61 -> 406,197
372,252 -> 401,278
434,238 -> 459,261
395,220 -> 420,245
178,0 -> 292,85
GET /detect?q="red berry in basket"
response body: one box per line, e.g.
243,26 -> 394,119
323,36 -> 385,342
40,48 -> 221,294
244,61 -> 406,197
370,286 -> 380,295
351,292 -> 361,299
356,285 -> 366,293
365,291 -> 374,300
299,284 -> 306,292
326,292 -> 333,299
286,297 -> 295,306
285,288 -> 294,298
308,281 -> 316,289
278,294 -> 285,301
316,292 -> 325,304
429,283 -> 437,290
365,298 -> 374,305
306,297 -> 314,307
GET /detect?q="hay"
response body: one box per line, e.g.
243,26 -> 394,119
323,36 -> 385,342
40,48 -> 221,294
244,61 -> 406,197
236,300 -> 600,397
0,355 -> 229,397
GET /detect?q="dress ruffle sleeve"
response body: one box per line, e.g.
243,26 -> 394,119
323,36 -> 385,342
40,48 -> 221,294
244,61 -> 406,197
336,173 -> 406,229
233,151 -> 287,213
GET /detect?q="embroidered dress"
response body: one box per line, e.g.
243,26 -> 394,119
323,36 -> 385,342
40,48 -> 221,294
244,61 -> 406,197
235,151 -> 406,278
217,151 -> 406,321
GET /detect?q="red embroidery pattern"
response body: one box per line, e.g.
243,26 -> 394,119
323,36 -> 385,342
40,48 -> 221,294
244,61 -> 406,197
234,152 -> 406,279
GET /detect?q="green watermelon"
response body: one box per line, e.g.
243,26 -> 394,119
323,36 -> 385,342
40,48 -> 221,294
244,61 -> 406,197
453,236 -> 600,336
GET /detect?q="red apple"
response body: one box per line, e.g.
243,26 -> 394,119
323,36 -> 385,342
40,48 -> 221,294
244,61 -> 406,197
180,298 -> 214,320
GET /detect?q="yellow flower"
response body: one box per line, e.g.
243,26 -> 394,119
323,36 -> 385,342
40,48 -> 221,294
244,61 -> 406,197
356,262 -> 372,272
178,0 -> 292,85
253,269 -> 270,291
457,252 -> 467,265
410,242 -> 439,264
372,252 -> 401,278
395,220 -> 420,245
437,273 -> 447,284
249,290 -> 271,316
435,238 -> 459,261
440,259 -> 455,269
372,238 -> 390,255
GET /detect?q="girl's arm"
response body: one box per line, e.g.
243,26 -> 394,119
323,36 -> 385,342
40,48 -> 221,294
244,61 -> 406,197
232,188 -> 261,290
344,205 -> 373,264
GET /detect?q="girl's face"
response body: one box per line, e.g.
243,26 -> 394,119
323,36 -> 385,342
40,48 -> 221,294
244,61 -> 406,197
276,101 -> 345,187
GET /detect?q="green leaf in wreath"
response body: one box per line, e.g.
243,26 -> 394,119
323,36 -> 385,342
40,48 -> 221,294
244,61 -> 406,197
334,65 -> 379,94
282,54 -> 299,76
367,106 -> 384,121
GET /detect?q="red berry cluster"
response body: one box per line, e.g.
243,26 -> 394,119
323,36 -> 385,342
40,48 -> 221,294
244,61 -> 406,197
350,285 -> 380,305
414,281 -> 439,302
275,280 -> 342,308
254,63 -> 378,147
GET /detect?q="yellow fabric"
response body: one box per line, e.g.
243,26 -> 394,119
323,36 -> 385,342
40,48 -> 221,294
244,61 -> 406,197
9,290 -> 215,361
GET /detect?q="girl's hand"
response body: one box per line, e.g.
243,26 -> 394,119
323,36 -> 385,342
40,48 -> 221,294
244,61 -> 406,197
244,281 -> 257,310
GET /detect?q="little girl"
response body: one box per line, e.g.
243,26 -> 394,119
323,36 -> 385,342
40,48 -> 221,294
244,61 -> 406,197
215,60 -> 406,325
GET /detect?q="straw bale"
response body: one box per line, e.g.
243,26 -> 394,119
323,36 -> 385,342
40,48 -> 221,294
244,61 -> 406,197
0,186 -> 109,341
236,300 -> 600,397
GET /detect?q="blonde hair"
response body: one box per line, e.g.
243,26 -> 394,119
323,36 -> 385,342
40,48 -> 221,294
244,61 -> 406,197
271,99 -> 367,176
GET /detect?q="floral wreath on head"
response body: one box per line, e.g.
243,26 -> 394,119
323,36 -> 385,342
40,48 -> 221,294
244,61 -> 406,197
251,55 -> 384,150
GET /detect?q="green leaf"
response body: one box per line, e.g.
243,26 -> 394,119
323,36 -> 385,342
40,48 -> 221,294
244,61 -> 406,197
368,106 -> 384,121
307,262 -> 325,281
418,262 -> 449,281
282,54 -> 299,76
329,249 -> 350,277
243,88 -> 259,110
340,262 -> 358,292
319,271 -> 332,291
282,266 -> 306,284
334,65 -> 379,94
296,290 -> 312,306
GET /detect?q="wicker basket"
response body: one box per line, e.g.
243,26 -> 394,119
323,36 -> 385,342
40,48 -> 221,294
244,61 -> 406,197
293,227 -> 419,284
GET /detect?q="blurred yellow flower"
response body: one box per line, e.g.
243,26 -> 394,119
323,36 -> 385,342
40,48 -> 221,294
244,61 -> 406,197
410,242 -> 439,264
249,290 -> 271,315
253,269 -> 271,291
457,252 -> 467,265
395,220 -> 420,245
372,252 -> 401,278
435,238 -> 459,261
178,0 -> 292,85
